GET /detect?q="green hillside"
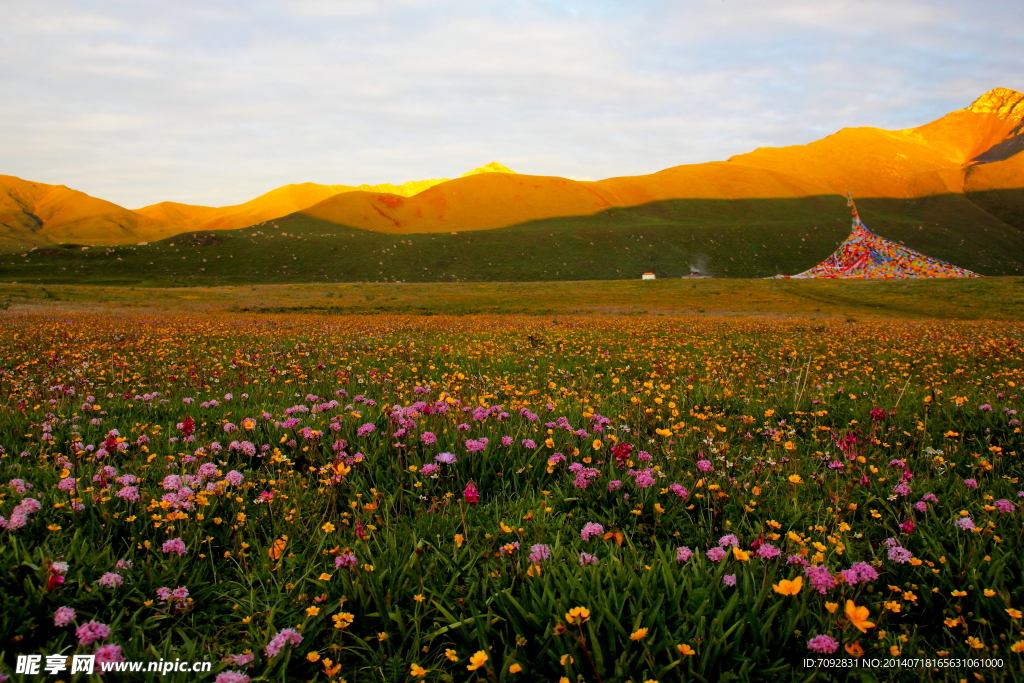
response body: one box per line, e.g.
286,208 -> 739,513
0,193 -> 1021,286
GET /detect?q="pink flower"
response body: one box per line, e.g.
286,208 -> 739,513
161,538 -> 188,556
578,552 -> 598,566
807,634 -> 839,653
356,423 -> 376,437
580,522 -> 604,541
264,628 -> 303,659
94,644 -> 125,666
54,606 -> 76,627
98,572 -> 123,589
706,547 -> 727,562
76,620 -> 111,646
420,431 -> 437,445
463,481 -> 479,505
334,553 -> 357,569
215,673 -> 251,683
676,546 -> 693,563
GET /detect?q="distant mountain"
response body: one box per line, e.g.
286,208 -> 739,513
0,163 -> 517,251
1,89 -> 1022,268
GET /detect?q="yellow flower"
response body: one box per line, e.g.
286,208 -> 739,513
788,474 -> 803,484
1007,608 -> 1023,620
825,602 -> 838,613
884,601 -> 901,613
444,649 -> 459,662
321,522 -> 335,533
592,439 -> 603,449
952,590 -> 967,597
676,643 -> 696,656
499,522 -> 514,533
889,646 -> 900,657
565,606 -> 590,624
331,612 -> 354,629
467,650 -> 488,671
966,636 -> 984,649
845,600 -> 875,633
655,428 -> 672,437
414,594 -> 425,602
983,589 -> 996,597
508,663 -> 522,673
318,573 -> 332,581
1011,641 -> 1024,653
410,663 -> 428,677
630,627 -> 649,640
305,606 -> 320,617
454,534 -> 464,548
772,576 -> 803,596
47,525 -> 61,532
784,441 -> 796,451
306,652 -> 320,662
559,655 -> 574,665
377,632 -> 388,641
732,547 -> 750,562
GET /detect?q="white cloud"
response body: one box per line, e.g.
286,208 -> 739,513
0,0 -> 1022,208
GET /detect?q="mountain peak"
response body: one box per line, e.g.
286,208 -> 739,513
965,88 -> 1024,120
461,162 -> 516,177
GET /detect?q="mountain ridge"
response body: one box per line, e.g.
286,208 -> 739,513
1,89 -> 1023,251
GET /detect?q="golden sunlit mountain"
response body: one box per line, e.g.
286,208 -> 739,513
1,89 -> 1022,251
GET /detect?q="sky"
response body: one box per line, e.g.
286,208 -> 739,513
2,0 -> 1023,209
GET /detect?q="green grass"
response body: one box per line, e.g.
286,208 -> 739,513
1,193 -> 1022,286
0,313 -> 1022,682
3,277 -> 1024,321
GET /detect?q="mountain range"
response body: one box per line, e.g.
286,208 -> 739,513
1,88 -> 1022,282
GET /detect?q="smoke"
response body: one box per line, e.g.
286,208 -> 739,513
687,253 -> 712,277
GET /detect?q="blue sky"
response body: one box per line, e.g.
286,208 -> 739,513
1,0 -> 1022,208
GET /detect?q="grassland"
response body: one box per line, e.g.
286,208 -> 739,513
1,193 -> 1022,286
0,311 -> 1022,682
2,276 -> 1024,321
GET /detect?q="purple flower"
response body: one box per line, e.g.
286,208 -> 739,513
434,452 -> 457,465
580,522 -> 604,541
420,431 -> 437,445
521,439 -> 537,449
54,606 -> 76,627
356,423 -> 376,437
501,436 -> 514,447
913,501 -> 928,512
696,459 -> 714,473
161,538 -> 188,556
994,499 -> 1015,513
57,477 -> 77,492
225,470 -> 244,486
963,478 -> 978,489
756,543 -> 781,560
76,620 -> 111,646
805,565 -> 837,594
807,634 -> 839,653
717,534 -> 739,548
465,438 -> 489,453
722,574 -> 737,587
676,546 -> 693,563
420,463 -> 440,476
607,480 -> 623,492
578,552 -> 599,566
893,483 -> 911,497
888,546 -> 913,563
706,547 -> 727,562
955,517 -> 975,531
528,544 -> 552,564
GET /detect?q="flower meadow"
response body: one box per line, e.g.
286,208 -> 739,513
0,312 -> 1022,682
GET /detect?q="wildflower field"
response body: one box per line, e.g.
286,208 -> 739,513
1,311 -> 1022,682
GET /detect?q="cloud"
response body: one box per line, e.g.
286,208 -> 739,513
1,0 -> 1022,207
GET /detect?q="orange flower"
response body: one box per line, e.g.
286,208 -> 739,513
630,627 -> 648,640
676,644 -> 696,656
844,600 -> 875,633
565,607 -> 590,625
466,651 -> 488,671
772,576 -> 803,596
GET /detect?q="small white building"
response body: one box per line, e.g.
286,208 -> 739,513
641,272 -> 656,280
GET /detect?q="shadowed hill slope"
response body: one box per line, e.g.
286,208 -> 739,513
2,191 -> 1021,287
